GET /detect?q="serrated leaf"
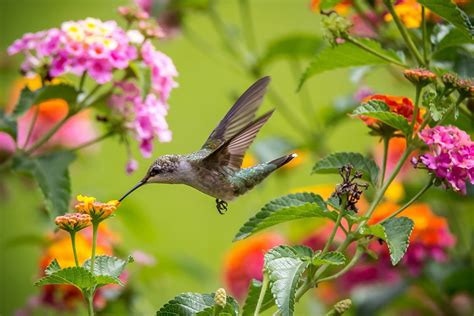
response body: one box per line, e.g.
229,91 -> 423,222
32,151 -> 76,217
312,152 -> 380,185
359,224 -> 386,240
156,292 -> 239,316
0,110 -> 17,138
83,255 -> 133,278
35,267 -> 95,290
382,217 -> 414,265
12,84 -> 78,117
234,193 -> 336,241
265,246 -> 309,316
313,251 -> 346,265
418,0 -> 473,38
260,34 -> 325,66
299,39 -> 403,90
45,259 -> 61,275
95,275 -> 123,286
352,100 -> 412,136
242,280 -> 275,316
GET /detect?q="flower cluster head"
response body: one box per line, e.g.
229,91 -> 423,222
404,68 -> 436,87
74,195 -> 120,222
8,18 -> 138,83
359,94 -> 423,131
55,213 -> 92,232
321,12 -> 352,45
333,165 -> 368,213
412,125 -> 474,194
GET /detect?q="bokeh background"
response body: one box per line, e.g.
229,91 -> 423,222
2,0 -> 467,315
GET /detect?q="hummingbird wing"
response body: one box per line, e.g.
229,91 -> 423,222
201,76 -> 271,151
204,110 -> 274,171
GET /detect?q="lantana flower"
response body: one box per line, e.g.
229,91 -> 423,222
74,195 -> 120,222
412,125 -> 474,194
384,0 -> 423,29
55,213 -> 92,232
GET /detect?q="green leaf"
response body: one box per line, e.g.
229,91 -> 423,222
265,246 -> 309,316
382,217 -> 414,265
359,224 -> 386,240
435,27 -> 474,54
319,0 -> 344,10
0,110 -> 17,138
156,292 -> 239,316
95,275 -> 123,286
130,61 -> 152,98
312,152 -> 380,185
352,100 -> 412,136
45,259 -> 61,275
418,0 -> 473,38
299,39 -> 402,89
12,84 -> 79,117
32,151 -> 76,217
260,34 -> 325,66
242,280 -> 275,316
35,267 -> 96,290
234,193 -> 335,241
83,255 -> 133,278
313,251 -> 346,266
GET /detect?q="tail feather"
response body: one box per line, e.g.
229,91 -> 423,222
269,153 -> 298,168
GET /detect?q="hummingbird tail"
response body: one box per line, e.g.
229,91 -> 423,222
269,153 -> 298,169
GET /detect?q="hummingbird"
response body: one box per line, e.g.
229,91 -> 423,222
119,76 -> 296,214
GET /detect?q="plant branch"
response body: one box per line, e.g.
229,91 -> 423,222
380,135 -> 390,185
421,6 -> 430,66
70,232 -> 79,267
383,0 -> 425,66
409,86 -> 422,140
346,36 -> 407,68
254,272 -> 269,316
318,245 -> 364,283
25,114 -> 71,155
322,197 -> 346,254
23,106 -> 39,150
70,131 -> 114,152
90,222 -> 99,273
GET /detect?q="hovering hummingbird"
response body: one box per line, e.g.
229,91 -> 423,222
119,76 -> 296,214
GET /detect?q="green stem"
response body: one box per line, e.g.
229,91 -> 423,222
383,0 -> 425,66
421,6 -> 430,66
87,295 -> 94,316
23,106 -> 39,150
322,197 -> 346,254
90,222 -> 99,273
79,72 -> 87,92
346,36 -> 407,67
70,131 -> 114,152
317,245 -> 364,283
254,272 -> 269,316
80,84 -> 101,108
238,0 -> 257,53
380,136 -> 390,185
409,86 -> 422,140
25,114 -> 71,155
380,178 -> 433,224
70,231 -> 79,267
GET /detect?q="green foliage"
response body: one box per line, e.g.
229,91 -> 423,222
312,152 -> 380,186
242,280 -> 275,316
358,224 -> 386,240
352,100 -> 412,136
434,27 -> 474,54
234,193 -> 336,241
382,217 -> 414,265
45,259 -> 61,275
12,84 -> 79,117
319,0 -> 344,10
156,292 -> 239,316
260,34 -> 325,66
35,267 -> 96,290
313,251 -> 346,266
83,255 -> 134,278
299,39 -> 402,89
264,245 -> 312,316
418,0 -> 473,38
0,110 -> 17,138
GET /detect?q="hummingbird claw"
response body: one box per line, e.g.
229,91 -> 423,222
215,199 -> 228,215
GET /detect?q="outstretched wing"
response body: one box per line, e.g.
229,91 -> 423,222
204,110 -> 274,171
201,76 -> 271,151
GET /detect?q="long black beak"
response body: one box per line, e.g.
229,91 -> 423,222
119,181 -> 146,202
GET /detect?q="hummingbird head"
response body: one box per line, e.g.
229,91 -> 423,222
119,155 -> 181,202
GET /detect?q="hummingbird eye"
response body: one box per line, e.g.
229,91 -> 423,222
150,166 -> 162,177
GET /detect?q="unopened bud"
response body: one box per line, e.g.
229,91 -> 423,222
214,288 -> 227,308
404,68 -> 436,87
321,12 -> 351,45
55,213 -> 92,232
455,78 -> 473,98
441,73 -> 457,89
334,299 -> 352,314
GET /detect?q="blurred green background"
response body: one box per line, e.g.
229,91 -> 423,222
0,0 -> 414,315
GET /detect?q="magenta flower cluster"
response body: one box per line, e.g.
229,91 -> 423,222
413,125 -> 474,194
8,18 -> 138,83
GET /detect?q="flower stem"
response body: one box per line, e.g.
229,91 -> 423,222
25,114 -> 71,155
380,178 -> 434,223
383,0 -> 425,66
22,106 -> 39,150
90,222 -> 99,274
322,197 -> 346,254
346,36 -> 407,68
409,86 -> 422,140
70,131 -> 114,152
421,6 -> 430,66
87,295 -> 94,316
80,84 -> 102,108
70,231 -> 79,267
79,72 -> 87,92
380,136 -> 390,185
317,245 -> 364,283
238,0 -> 257,53
254,272 -> 269,316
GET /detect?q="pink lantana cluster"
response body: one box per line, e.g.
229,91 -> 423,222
413,125 -> 474,194
8,18 -> 137,83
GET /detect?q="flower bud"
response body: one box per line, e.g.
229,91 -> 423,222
441,73 -> 457,89
55,213 -> 92,232
404,69 -> 436,87
455,78 -> 473,98
321,12 -> 352,45
214,288 -> 227,308
334,299 -> 352,314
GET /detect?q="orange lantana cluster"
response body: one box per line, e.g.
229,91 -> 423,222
74,195 -> 120,222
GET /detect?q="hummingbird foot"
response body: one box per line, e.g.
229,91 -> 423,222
215,199 -> 228,215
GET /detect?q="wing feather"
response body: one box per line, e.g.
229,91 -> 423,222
202,76 -> 270,150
